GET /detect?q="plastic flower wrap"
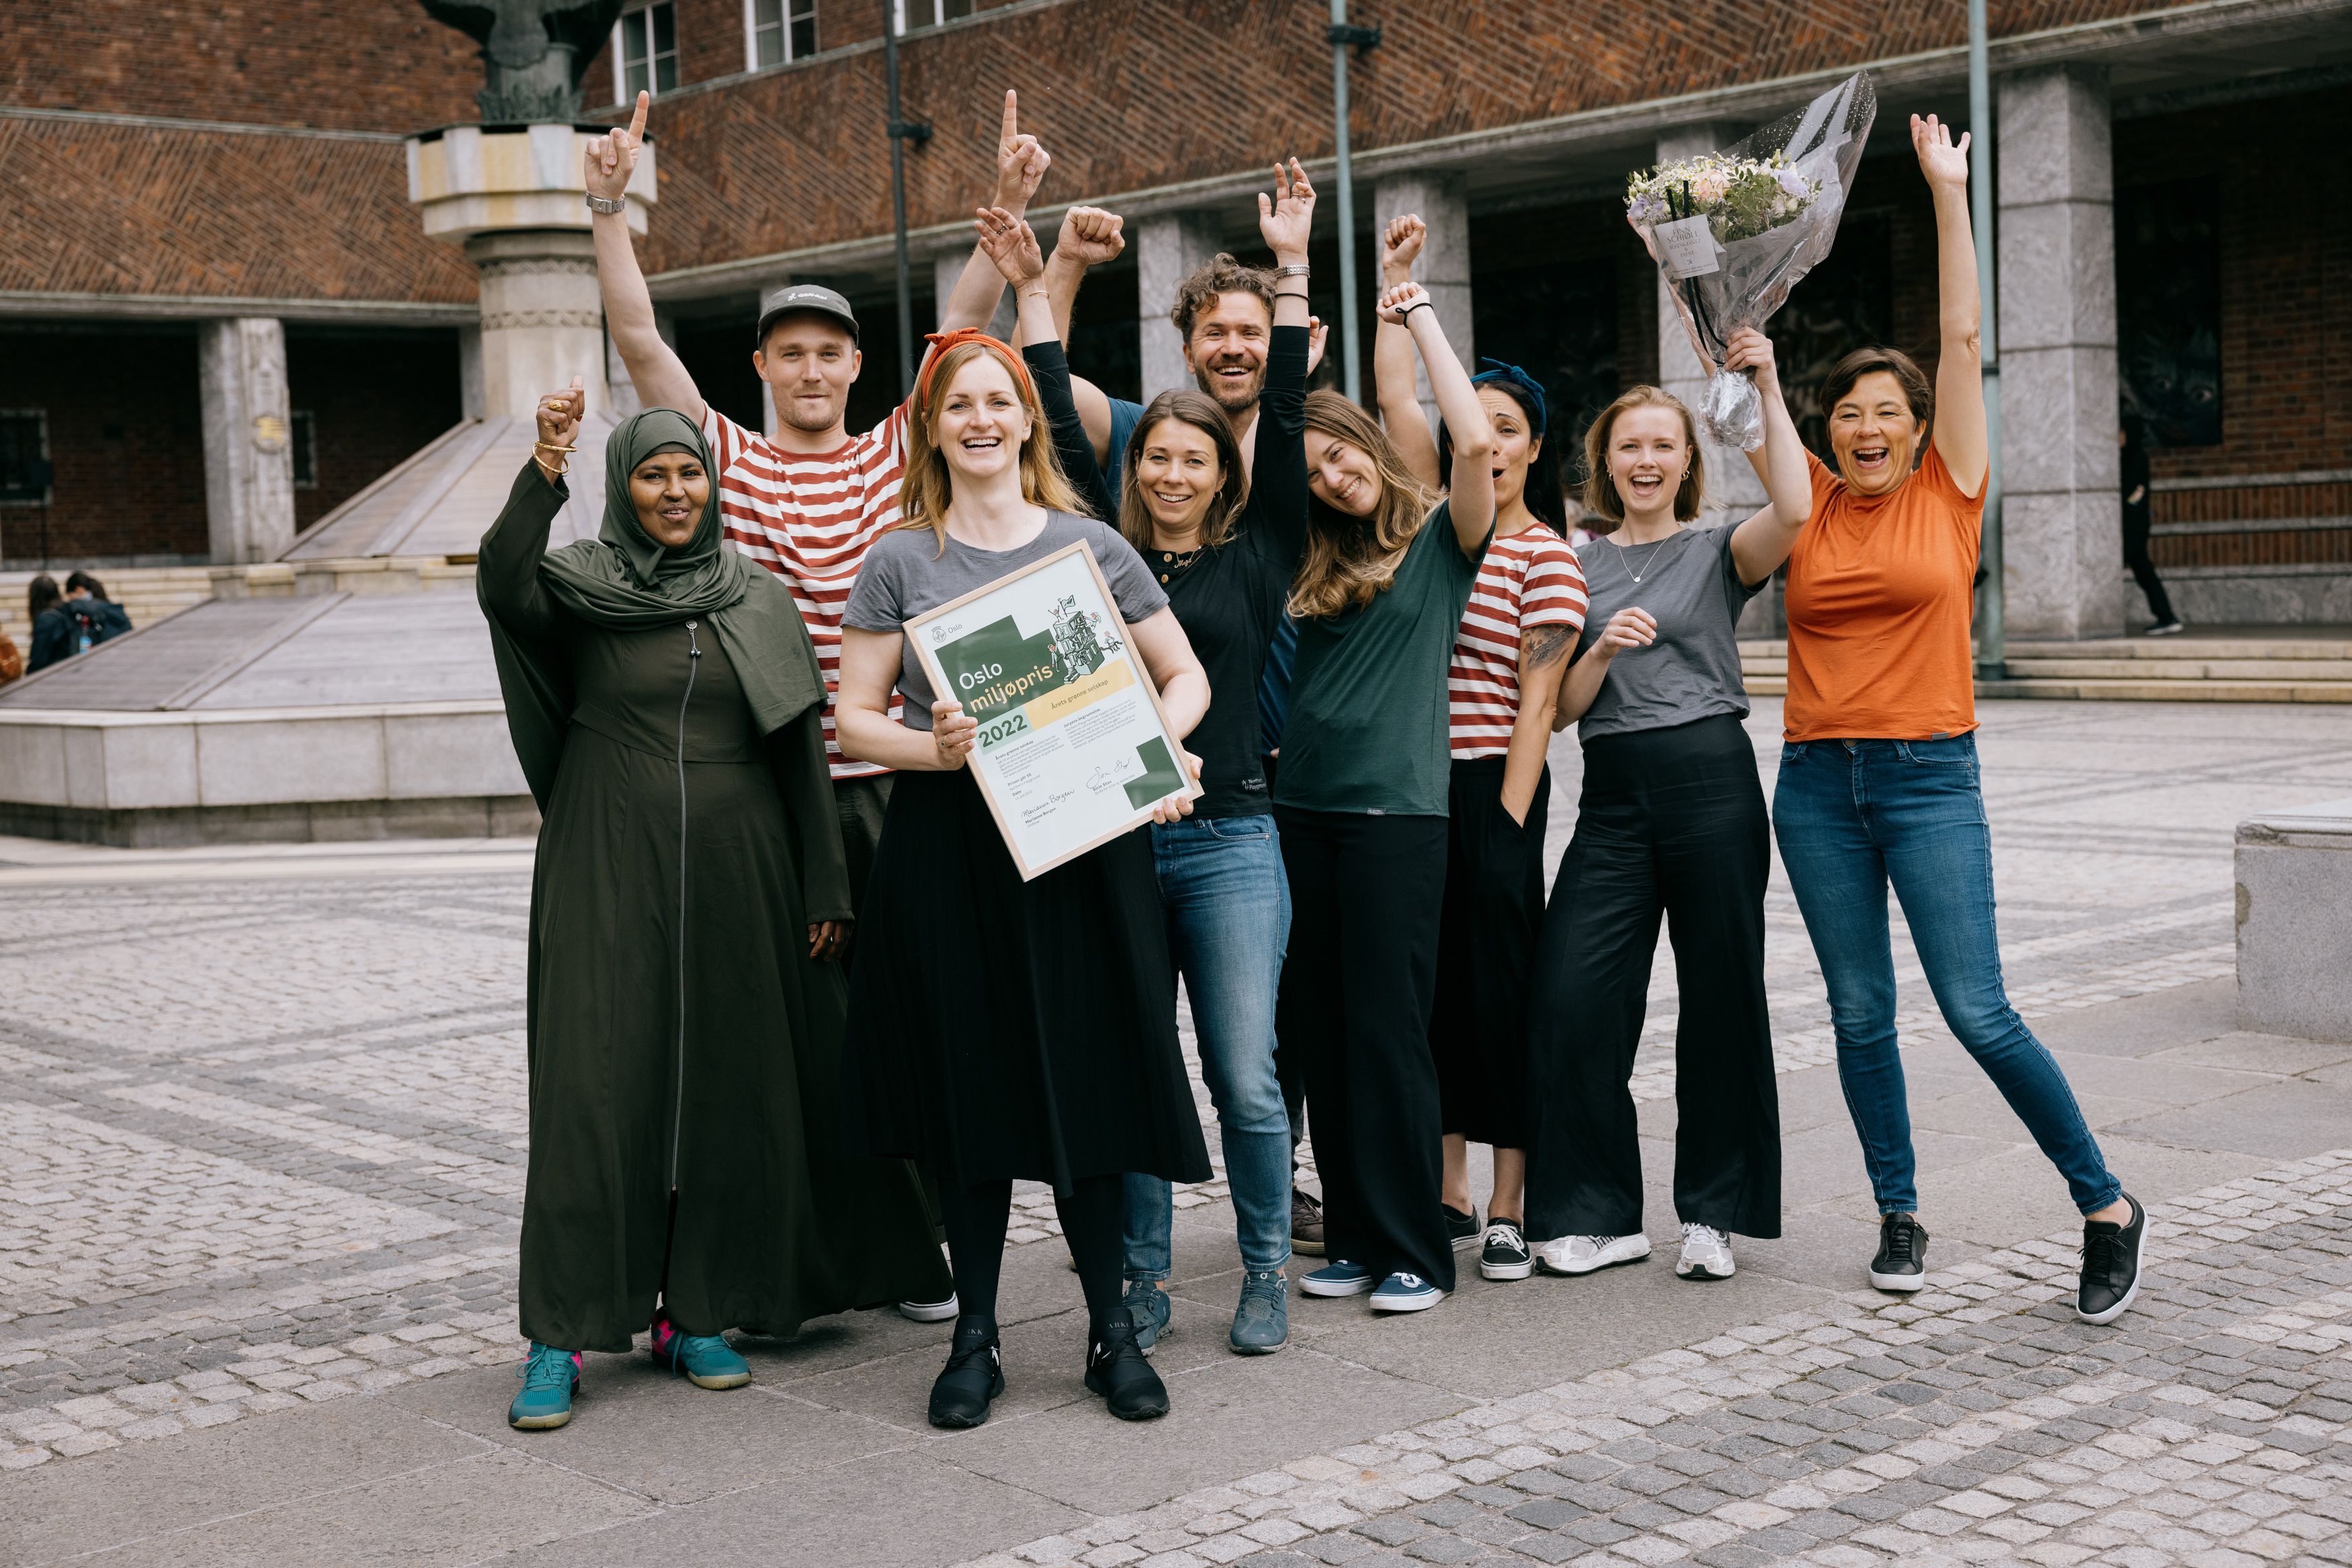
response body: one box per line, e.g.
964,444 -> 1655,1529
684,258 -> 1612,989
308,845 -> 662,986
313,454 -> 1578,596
1628,73 -> 1877,450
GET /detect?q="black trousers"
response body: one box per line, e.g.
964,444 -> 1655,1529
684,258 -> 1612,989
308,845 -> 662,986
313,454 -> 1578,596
1525,715 -> 1781,1242
1276,805 -> 1454,1288
2123,507 -> 2176,625
1430,758 -> 1550,1149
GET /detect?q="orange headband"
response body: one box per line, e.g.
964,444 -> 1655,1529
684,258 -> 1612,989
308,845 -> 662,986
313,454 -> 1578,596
915,328 -> 1034,410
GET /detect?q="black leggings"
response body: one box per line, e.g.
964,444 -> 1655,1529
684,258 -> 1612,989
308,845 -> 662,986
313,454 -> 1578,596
935,1172 -> 1126,1336
1525,715 -> 1781,1242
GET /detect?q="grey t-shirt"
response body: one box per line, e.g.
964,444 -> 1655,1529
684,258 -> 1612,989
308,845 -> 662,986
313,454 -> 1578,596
843,511 -> 1169,731
1572,523 -> 1763,739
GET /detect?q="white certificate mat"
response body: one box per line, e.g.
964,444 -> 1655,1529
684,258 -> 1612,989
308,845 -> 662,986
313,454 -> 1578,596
905,539 -> 1199,881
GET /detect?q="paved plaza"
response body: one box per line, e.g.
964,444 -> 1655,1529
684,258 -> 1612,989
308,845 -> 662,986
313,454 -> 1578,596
4,698 -> 2352,1567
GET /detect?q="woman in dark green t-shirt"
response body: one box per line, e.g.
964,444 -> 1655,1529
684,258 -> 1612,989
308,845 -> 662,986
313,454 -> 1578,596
1279,281 -> 1494,1314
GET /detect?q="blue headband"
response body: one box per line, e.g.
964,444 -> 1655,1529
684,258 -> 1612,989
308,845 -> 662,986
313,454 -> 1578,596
1470,359 -> 1549,437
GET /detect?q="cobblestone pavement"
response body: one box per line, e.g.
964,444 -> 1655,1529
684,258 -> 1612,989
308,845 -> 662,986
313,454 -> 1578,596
962,1152 -> 2352,1568
3,700 -> 2350,1482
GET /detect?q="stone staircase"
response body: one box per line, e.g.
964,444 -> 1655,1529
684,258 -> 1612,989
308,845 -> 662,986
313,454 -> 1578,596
1742,630 -> 2352,703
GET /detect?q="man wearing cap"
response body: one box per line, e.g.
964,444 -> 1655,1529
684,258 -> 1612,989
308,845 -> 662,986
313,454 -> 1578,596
583,87 -> 1052,910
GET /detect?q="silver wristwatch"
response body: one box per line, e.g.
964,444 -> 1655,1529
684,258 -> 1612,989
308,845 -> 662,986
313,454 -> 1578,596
583,193 -> 628,215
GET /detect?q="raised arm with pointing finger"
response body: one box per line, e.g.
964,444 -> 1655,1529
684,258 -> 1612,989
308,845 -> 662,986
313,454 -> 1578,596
585,87 -> 1052,439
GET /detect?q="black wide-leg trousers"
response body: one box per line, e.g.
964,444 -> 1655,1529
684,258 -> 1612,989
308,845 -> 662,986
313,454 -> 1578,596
1275,805 -> 1456,1289
1525,714 -> 1781,1242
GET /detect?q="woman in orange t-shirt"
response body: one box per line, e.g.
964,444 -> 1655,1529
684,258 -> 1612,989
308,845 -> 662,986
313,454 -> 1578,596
1773,114 -> 2144,1326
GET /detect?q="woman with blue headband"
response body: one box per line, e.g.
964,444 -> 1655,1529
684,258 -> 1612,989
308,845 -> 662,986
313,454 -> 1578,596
1370,217 -> 1589,1282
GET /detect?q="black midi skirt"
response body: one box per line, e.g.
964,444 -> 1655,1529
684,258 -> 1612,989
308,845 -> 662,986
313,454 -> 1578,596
843,768 -> 1212,1189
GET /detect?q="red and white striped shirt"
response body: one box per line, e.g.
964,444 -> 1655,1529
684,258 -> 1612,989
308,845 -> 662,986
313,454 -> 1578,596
1447,526 -> 1588,758
704,403 -> 909,780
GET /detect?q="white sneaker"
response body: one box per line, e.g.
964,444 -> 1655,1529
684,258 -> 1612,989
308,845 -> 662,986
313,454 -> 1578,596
898,1292 -> 959,1322
1532,1233 -> 1651,1276
1676,1223 -> 1736,1280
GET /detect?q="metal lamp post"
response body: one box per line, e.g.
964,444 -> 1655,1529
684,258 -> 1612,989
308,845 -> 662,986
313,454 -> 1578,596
884,1 -> 931,400
1327,1 -> 1380,404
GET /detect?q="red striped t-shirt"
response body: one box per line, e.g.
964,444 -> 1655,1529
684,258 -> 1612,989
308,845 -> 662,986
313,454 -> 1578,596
1447,525 -> 1588,758
704,403 -> 909,780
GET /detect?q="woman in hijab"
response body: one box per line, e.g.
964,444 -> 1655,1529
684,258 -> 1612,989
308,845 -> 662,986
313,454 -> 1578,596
478,379 -> 950,1432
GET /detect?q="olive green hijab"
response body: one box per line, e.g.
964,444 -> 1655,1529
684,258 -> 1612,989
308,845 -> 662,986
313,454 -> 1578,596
485,408 -> 824,808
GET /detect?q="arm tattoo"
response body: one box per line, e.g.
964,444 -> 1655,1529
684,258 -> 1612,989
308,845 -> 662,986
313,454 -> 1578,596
1522,625 -> 1577,670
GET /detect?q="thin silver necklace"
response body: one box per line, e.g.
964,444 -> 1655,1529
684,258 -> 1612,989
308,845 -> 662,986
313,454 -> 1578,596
1617,527 -> 1682,584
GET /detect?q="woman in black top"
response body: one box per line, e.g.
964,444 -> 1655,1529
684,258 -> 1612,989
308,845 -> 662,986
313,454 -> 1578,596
979,165 -> 1312,1357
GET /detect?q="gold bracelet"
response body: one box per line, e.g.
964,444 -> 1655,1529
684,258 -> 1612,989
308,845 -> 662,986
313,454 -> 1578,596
533,440 -> 573,476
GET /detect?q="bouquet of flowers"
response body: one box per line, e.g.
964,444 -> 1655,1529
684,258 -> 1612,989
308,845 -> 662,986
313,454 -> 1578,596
1628,73 -> 1876,449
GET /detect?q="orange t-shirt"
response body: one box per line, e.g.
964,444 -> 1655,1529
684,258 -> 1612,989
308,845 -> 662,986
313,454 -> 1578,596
1782,445 -> 1984,742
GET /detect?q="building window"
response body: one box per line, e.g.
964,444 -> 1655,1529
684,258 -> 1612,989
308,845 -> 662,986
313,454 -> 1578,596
616,3 -> 679,99
290,410 -> 318,489
895,0 -> 973,31
747,0 -> 815,65
0,410 -> 49,505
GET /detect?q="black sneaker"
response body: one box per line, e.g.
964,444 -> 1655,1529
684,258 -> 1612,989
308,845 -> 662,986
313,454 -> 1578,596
1084,1317 -> 1168,1421
1479,1219 -> 1531,1281
1290,1188 -> 1326,1257
1870,1213 -> 1929,1291
927,1318 -> 1003,1429
1444,1203 -> 1482,1252
2078,1193 -> 2146,1325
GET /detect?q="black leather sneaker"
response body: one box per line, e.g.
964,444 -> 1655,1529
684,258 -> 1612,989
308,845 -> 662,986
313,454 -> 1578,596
1085,1317 -> 1169,1420
2078,1193 -> 2146,1325
1290,1188 -> 1326,1257
1870,1213 -> 1929,1291
927,1318 -> 1003,1429
1444,1203 -> 1482,1252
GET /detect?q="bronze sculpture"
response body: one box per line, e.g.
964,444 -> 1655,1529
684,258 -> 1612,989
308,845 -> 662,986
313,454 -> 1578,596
421,0 -> 627,123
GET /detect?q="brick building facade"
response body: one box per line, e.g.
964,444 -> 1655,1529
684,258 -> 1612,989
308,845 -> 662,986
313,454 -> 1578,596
4,0 -> 2348,628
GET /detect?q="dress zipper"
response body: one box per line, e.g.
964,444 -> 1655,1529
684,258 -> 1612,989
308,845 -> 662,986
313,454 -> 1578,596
671,620 -> 701,1192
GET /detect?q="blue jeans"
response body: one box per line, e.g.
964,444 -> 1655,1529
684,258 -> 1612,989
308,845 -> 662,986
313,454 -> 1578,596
1125,814 -> 1295,1280
1773,735 -> 2122,1217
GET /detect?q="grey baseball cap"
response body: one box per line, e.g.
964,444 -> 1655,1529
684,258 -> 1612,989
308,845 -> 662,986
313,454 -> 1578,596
756,283 -> 859,345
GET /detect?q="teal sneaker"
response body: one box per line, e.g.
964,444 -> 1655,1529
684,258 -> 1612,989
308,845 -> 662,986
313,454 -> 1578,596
1229,1268 -> 1288,1355
1124,1279 -> 1171,1354
508,1344 -> 581,1430
649,1312 -> 751,1389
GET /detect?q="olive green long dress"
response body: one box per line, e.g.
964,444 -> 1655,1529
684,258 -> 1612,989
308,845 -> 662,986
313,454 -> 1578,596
480,460 -> 950,1353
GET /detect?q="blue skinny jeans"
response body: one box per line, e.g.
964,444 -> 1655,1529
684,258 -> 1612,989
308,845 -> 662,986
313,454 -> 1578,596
1124,814 -> 1295,1280
1773,734 -> 2122,1218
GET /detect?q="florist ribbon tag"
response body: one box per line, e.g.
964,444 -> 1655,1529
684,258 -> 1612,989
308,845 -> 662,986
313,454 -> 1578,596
1655,216 -> 1720,280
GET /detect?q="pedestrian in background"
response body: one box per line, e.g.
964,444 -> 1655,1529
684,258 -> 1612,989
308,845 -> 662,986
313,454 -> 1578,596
26,575 -> 71,672
2120,415 -> 2182,636
1772,115 -> 2146,1325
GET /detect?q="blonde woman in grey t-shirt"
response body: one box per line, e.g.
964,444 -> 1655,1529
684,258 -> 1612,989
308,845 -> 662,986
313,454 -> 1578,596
1523,331 -> 1811,1287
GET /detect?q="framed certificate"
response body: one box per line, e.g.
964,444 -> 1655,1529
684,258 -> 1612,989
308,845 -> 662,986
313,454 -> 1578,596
905,539 -> 1200,881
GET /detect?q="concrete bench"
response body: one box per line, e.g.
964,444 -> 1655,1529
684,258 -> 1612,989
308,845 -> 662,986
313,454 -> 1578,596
2237,797 -> 2352,1041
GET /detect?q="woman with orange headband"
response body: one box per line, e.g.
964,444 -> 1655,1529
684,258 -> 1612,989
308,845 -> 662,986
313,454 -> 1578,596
835,328 -> 1213,1430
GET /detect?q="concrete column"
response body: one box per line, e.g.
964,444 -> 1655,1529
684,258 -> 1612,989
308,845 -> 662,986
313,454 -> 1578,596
1134,212 -> 1224,399
1998,64 -> 2123,640
1372,171 -> 1473,433
933,250 -> 1015,347
1651,126 -> 1778,631
461,229 -> 613,421
197,318 -> 297,564
458,324 -> 485,421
